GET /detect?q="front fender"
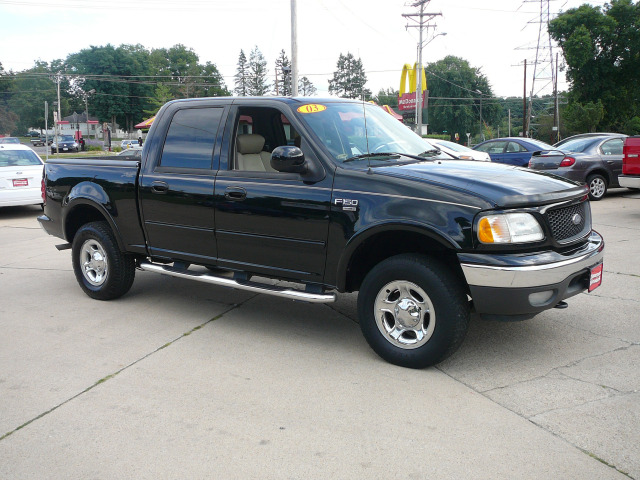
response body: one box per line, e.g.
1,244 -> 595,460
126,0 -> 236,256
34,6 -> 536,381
334,221 -> 461,292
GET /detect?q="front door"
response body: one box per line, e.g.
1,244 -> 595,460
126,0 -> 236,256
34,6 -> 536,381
214,105 -> 332,283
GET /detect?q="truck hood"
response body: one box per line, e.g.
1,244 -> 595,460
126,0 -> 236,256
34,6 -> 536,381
375,160 -> 587,208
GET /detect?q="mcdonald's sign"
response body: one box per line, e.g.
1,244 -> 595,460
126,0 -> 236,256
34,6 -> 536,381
398,63 -> 427,112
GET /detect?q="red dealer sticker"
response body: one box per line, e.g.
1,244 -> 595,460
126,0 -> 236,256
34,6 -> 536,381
589,262 -> 603,292
12,179 -> 28,187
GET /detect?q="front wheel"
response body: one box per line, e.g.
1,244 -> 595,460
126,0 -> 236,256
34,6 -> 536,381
72,221 -> 135,300
357,254 -> 470,368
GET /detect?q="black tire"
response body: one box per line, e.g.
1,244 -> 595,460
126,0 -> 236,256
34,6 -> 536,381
587,173 -> 607,201
72,221 -> 135,300
357,254 -> 470,369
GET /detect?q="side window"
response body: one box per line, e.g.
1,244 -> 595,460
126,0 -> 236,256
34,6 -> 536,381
477,141 -> 506,154
601,138 -> 623,155
159,107 -> 223,169
507,142 -> 527,153
234,108 -> 298,172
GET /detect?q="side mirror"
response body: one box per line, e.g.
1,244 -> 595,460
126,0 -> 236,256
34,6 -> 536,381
271,146 -> 307,174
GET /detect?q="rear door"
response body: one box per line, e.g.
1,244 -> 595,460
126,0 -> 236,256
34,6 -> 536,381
599,137 -> 624,185
139,104 -> 227,264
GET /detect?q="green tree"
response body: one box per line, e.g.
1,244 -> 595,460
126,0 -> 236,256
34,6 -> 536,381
562,100 -> 605,133
298,76 -> 317,96
149,44 -> 228,100
234,49 -> 248,96
328,53 -> 371,100
6,61 -> 65,133
66,44 -> 153,133
247,46 -> 270,96
373,88 -> 399,108
425,56 -> 501,142
549,0 -> 640,131
274,49 -> 291,96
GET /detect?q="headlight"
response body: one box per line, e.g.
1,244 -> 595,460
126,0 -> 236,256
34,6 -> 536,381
478,212 -> 544,244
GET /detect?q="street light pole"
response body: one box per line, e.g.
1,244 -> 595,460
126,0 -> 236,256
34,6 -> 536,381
291,0 -> 298,96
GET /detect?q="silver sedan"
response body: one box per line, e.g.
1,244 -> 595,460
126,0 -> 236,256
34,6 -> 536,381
528,134 -> 626,200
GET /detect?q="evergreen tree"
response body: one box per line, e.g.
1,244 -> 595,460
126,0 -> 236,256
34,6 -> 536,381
234,49 -> 248,96
274,49 -> 291,96
247,46 -> 270,96
328,52 -> 371,99
298,76 -> 317,96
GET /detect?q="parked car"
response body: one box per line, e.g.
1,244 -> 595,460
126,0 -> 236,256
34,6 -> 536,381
50,135 -> 79,153
26,131 -> 41,137
38,97 -> 604,369
431,139 -> 490,161
0,143 -> 45,208
619,136 -> 640,190
31,136 -> 52,147
0,137 -> 22,144
120,139 -> 139,149
528,134 -> 626,200
473,137 -> 555,166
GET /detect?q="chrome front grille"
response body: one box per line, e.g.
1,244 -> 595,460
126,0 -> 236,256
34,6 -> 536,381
545,202 -> 591,243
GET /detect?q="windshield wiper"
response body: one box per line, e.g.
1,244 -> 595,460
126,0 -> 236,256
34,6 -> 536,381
343,152 -> 401,163
418,148 -> 442,158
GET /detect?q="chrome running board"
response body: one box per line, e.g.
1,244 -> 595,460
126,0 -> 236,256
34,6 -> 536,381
138,261 -> 336,304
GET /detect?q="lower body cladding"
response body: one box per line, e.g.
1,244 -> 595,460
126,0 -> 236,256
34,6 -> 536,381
619,175 -> 640,189
459,231 -> 604,321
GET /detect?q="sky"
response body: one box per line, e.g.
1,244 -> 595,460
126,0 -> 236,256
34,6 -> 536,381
0,0 -> 609,100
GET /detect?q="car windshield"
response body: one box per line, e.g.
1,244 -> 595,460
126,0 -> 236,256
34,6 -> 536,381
60,135 -> 74,142
557,137 -> 601,153
0,137 -> 20,144
295,102 -> 452,166
0,149 -> 42,167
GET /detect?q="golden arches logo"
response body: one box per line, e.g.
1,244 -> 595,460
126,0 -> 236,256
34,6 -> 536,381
399,63 -> 427,96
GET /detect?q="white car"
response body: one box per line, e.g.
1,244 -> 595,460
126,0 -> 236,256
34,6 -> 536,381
0,144 -> 45,207
431,139 -> 491,161
121,139 -> 139,149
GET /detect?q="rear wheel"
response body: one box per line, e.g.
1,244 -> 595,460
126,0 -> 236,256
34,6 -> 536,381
587,173 -> 607,200
72,221 -> 135,300
357,254 -> 470,368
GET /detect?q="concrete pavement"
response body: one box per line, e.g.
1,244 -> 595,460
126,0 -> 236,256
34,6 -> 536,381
0,190 -> 638,479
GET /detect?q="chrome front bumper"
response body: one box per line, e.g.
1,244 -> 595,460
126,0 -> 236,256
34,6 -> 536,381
459,231 -> 604,289
458,231 -> 604,318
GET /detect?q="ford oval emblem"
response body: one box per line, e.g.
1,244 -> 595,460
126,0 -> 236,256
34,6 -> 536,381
571,213 -> 582,225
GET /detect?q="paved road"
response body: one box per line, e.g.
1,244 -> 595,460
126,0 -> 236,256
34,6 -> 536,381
0,189 -> 638,479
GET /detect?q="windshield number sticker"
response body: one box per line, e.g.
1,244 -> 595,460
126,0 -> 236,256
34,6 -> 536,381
334,198 -> 358,211
297,104 -> 327,114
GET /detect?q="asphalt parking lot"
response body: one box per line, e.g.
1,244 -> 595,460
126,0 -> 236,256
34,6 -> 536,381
1,189 -> 638,479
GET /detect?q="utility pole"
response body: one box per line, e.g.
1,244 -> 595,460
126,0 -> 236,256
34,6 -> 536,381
402,0 -> 441,136
523,59 -> 528,137
291,0 -> 298,96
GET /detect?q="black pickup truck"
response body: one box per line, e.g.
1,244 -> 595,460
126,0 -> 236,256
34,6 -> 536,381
38,97 -> 605,368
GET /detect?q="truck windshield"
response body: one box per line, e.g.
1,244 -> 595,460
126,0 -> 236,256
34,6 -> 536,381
295,102 -> 452,166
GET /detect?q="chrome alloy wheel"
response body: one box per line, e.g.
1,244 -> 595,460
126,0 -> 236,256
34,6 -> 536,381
80,239 -> 108,286
374,280 -> 436,349
589,177 -> 606,199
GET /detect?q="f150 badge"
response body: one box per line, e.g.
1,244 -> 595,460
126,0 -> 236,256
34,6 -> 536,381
334,198 -> 359,211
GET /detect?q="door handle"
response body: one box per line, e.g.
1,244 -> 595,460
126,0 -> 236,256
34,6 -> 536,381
225,186 -> 247,201
151,181 -> 169,193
